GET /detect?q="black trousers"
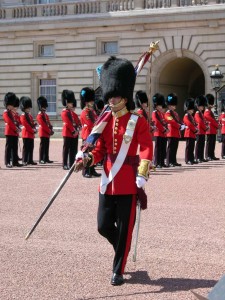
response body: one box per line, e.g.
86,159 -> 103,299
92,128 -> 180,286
195,134 -> 205,161
62,136 -> 78,168
22,138 -> 34,163
154,136 -> 164,166
205,134 -> 216,159
39,137 -> 50,162
97,193 -> 136,275
221,134 -> 225,157
161,137 -> 167,164
166,137 -> 179,165
5,135 -> 18,165
185,138 -> 195,163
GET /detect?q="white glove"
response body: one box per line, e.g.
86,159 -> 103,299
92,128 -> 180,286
180,124 -> 186,131
75,150 -> 85,160
136,176 -> 147,188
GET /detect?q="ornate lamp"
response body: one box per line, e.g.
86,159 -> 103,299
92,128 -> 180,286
210,64 -> 224,115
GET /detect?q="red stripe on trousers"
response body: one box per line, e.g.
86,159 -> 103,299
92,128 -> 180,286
121,195 -> 136,274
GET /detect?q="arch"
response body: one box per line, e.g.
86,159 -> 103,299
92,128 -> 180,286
147,49 -> 210,116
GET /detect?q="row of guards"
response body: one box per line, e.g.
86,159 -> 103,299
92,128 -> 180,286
1,88 -> 225,172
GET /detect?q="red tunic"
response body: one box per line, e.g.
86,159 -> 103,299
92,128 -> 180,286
152,110 -> 167,137
80,107 -> 98,140
91,111 -> 153,195
164,110 -> 181,138
137,108 -> 154,136
36,111 -> 52,138
3,109 -> 18,136
194,111 -> 207,135
183,113 -> 197,138
219,112 -> 225,134
71,110 -> 81,138
20,113 -> 36,139
204,108 -> 218,135
61,108 -> 76,138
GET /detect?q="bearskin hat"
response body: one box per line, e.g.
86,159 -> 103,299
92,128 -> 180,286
195,95 -> 207,107
135,90 -> 148,108
20,96 -> 32,111
95,99 -> 105,111
205,93 -> 215,106
62,90 -> 76,107
37,96 -> 48,110
14,97 -> 20,108
152,93 -> 165,108
72,98 -> 77,108
4,92 -> 17,108
80,87 -> 95,109
184,98 -> 195,111
100,56 -> 136,111
166,93 -> 178,106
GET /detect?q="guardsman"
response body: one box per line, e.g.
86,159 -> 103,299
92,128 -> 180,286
135,90 -> 155,136
204,93 -> 219,160
151,93 -> 168,168
164,93 -> 185,167
80,87 -> 101,178
219,99 -> 225,159
183,98 -> 198,165
75,56 -> 153,286
161,102 -> 168,167
12,96 -> 23,165
194,95 -> 208,162
3,92 -> 21,168
61,90 -> 79,170
36,96 -> 54,164
20,96 -> 37,166
71,97 -> 81,158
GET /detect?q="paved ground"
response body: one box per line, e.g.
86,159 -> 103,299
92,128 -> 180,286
0,138 -> 225,300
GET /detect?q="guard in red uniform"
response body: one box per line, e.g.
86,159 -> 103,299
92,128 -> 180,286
151,93 -> 168,168
164,93 -> 185,167
194,95 -> 208,162
3,92 -> 21,168
12,96 -> 23,165
80,87 -> 101,178
219,99 -> 225,159
183,98 -> 198,164
20,96 -> 37,166
204,93 -> 219,160
61,90 -> 79,170
76,57 -> 153,286
71,97 -> 81,157
135,90 -> 155,136
36,96 -> 54,164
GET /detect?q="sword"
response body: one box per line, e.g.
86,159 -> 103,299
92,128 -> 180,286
25,164 -> 75,240
132,200 -> 141,262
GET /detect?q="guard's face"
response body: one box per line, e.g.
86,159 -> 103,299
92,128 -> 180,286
67,103 -> 73,109
108,97 -> 127,112
25,108 -> 31,113
141,103 -> 148,110
156,105 -> 162,111
86,101 -> 94,109
198,105 -> 204,111
169,105 -> 176,110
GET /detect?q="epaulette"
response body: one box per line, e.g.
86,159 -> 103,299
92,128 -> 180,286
185,113 -> 188,116
132,111 -> 142,117
196,111 -> 199,114
38,112 -> 42,115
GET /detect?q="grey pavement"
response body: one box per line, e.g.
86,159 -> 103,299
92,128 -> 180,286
0,138 -> 225,300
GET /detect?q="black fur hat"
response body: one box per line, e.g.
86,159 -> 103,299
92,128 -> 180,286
62,90 -> 76,107
166,93 -> 178,106
135,90 -> 148,108
205,93 -> 215,106
152,93 -> 165,107
14,96 -> 20,108
80,87 -> 95,109
20,96 -> 32,111
100,56 -> 136,111
37,96 -> 48,110
95,99 -> 104,111
184,98 -> 195,111
195,95 -> 207,107
4,92 -> 17,108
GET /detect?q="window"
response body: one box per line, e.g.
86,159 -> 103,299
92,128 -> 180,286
102,41 -> 118,55
39,44 -> 54,57
38,0 -> 56,3
39,79 -> 56,115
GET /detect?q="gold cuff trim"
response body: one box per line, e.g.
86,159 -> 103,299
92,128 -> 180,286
138,159 -> 151,180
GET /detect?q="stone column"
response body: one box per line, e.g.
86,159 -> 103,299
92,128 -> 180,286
100,0 -> 109,13
134,0 -> 145,9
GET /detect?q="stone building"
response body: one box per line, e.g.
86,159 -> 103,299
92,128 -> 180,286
0,0 -> 225,134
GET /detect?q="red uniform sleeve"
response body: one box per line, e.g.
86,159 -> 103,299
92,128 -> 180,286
152,111 -> 166,133
194,112 -> 207,132
3,111 -> 18,133
165,112 -> 181,129
20,114 -> 35,134
37,113 -> 51,135
61,110 -> 75,134
204,110 -> 218,129
183,114 -> 196,133
137,115 -> 153,161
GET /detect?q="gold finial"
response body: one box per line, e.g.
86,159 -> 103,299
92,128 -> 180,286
149,41 -> 160,53
215,64 -> 219,69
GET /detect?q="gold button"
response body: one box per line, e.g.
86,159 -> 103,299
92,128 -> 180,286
114,131 -> 117,134
114,126 -> 118,130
